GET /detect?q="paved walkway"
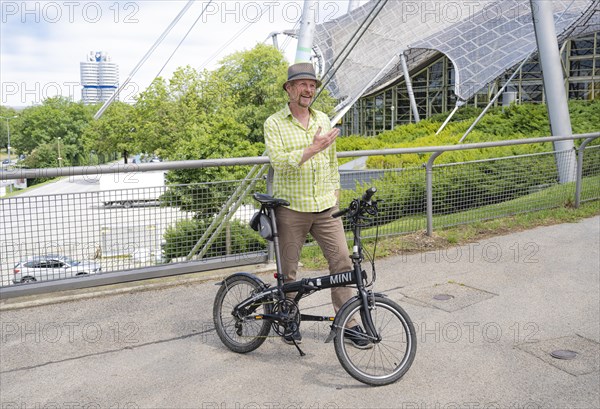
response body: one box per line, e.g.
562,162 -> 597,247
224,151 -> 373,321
1,217 -> 599,408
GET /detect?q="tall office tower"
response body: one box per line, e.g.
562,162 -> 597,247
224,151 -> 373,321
80,51 -> 119,104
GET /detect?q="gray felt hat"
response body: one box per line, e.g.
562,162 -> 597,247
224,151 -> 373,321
283,62 -> 322,90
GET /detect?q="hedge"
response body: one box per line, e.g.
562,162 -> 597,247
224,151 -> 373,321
163,218 -> 265,261
337,100 -> 600,169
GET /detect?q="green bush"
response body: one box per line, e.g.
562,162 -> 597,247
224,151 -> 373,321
342,152 -> 564,224
338,100 -> 600,169
336,101 -> 599,225
582,146 -> 600,177
431,155 -> 559,215
340,169 -> 426,227
163,218 -> 265,261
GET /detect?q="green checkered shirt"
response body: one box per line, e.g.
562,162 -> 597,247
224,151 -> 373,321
264,104 -> 340,212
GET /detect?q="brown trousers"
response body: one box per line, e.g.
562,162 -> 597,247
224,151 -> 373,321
275,206 -> 358,327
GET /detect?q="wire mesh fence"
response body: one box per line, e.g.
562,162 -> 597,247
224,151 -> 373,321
1,139 -> 598,290
0,174 -> 268,287
340,167 -> 428,239
431,150 -> 578,229
581,144 -> 600,203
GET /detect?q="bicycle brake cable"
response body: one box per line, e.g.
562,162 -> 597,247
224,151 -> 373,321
372,222 -> 379,284
366,204 -> 379,287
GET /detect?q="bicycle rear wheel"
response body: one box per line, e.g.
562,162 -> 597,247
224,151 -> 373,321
213,275 -> 271,353
334,296 -> 416,386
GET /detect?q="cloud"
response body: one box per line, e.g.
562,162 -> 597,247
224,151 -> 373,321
1,0 -> 358,107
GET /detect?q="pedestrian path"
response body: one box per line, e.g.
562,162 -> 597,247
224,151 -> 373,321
1,217 -> 598,408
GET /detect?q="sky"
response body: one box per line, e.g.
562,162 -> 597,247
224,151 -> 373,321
0,0 -> 364,108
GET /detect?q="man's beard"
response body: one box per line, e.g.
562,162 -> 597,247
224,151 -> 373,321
297,94 -> 312,108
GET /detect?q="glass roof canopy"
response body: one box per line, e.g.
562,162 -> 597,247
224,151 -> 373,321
313,0 -> 597,109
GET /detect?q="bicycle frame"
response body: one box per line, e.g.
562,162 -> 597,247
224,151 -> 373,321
229,198 -> 381,345
214,188 -> 417,385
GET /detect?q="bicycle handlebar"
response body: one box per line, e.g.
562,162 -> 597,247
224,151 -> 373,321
362,187 -> 377,203
331,207 -> 350,218
332,187 -> 378,220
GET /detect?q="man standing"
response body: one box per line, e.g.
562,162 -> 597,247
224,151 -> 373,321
264,62 -> 371,349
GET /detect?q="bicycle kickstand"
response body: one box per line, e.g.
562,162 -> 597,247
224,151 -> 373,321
292,339 -> 306,357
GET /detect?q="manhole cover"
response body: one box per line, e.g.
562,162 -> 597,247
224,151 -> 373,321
550,349 -> 578,360
402,283 -> 496,312
518,335 -> 597,376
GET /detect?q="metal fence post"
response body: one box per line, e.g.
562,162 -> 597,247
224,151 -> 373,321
426,151 -> 443,236
575,137 -> 596,208
266,167 -> 275,263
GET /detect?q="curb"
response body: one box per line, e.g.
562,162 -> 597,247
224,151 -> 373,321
0,263 -> 278,311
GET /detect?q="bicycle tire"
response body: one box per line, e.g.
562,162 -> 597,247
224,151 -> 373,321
334,296 -> 416,386
213,275 -> 271,353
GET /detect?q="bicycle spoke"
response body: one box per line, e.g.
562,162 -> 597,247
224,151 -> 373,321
213,276 -> 272,353
335,297 -> 416,385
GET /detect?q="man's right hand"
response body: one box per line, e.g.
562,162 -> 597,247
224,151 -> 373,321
299,126 -> 340,166
312,126 -> 340,153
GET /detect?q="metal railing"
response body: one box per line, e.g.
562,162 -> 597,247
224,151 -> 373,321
1,132 -> 598,299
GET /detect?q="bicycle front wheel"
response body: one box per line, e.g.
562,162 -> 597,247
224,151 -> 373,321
334,296 -> 416,386
213,275 -> 271,354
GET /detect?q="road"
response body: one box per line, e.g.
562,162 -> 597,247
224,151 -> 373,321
0,217 -> 598,408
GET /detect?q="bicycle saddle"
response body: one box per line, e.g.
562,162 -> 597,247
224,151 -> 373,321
252,193 -> 290,208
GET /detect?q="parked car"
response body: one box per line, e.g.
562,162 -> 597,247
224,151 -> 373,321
12,255 -> 101,284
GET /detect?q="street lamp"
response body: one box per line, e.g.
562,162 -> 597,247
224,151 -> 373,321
57,137 -> 62,167
0,115 -> 18,193
0,115 -> 17,166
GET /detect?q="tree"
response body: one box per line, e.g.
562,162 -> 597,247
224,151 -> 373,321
21,142 -> 61,169
82,101 -> 136,161
144,45 -> 338,219
131,76 -> 178,158
212,43 -> 289,143
148,45 -> 290,257
11,97 -> 95,164
163,112 -> 263,216
132,66 -> 223,159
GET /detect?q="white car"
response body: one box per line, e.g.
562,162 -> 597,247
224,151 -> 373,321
13,255 -> 101,284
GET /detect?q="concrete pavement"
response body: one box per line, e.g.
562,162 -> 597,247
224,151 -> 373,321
0,217 -> 598,408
